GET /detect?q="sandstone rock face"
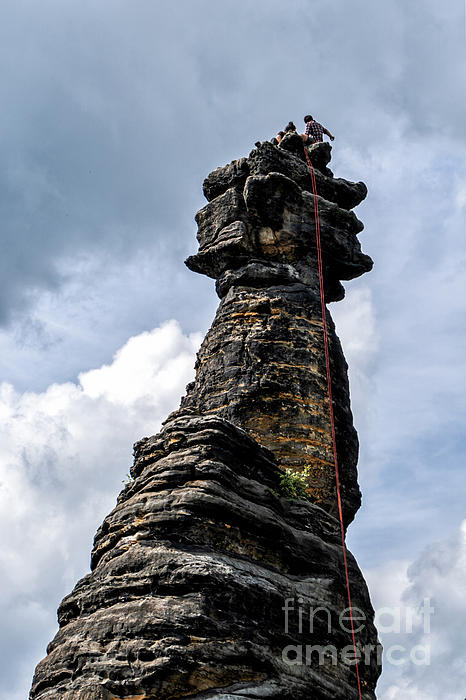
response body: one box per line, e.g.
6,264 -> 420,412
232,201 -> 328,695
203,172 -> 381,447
30,135 -> 380,699
179,286 -> 360,527
30,416 -> 379,700
182,134 -> 373,526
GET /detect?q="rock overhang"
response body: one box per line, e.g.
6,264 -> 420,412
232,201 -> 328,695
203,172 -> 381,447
187,175 -> 372,302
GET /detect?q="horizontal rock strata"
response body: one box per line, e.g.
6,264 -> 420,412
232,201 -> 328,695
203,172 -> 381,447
179,284 -> 360,527
30,415 -> 379,700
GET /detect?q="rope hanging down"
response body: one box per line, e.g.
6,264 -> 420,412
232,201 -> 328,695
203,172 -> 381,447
303,147 -> 363,700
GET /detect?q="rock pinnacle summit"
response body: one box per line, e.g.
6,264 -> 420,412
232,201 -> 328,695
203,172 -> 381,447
30,132 -> 381,699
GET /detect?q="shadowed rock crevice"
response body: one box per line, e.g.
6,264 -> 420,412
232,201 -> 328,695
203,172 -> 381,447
29,136 -> 380,699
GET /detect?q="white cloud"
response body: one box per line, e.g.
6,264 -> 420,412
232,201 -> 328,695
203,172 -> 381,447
337,134 -> 466,564
79,321 -> 199,406
456,182 -> 466,209
366,521 -> 466,700
333,287 -> 379,372
0,320 -> 200,700
332,286 -> 379,435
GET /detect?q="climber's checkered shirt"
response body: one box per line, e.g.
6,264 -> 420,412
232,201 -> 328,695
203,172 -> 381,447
305,120 -> 324,143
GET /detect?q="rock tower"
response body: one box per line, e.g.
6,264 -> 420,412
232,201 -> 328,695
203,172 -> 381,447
30,133 -> 381,699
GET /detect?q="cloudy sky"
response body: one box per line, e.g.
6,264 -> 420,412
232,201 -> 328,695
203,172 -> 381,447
1,1 -> 465,698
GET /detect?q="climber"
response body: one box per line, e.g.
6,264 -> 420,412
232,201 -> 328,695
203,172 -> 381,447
284,121 -> 298,133
270,130 -> 285,146
271,123 -> 295,146
303,115 -> 335,144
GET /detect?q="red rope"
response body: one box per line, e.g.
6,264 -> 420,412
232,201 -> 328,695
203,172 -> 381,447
304,147 -> 363,699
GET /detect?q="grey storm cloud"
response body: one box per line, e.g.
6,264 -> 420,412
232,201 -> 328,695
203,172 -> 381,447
0,0 -> 464,326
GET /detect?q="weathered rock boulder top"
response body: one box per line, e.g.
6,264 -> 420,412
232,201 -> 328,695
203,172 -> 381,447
186,132 -> 372,303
